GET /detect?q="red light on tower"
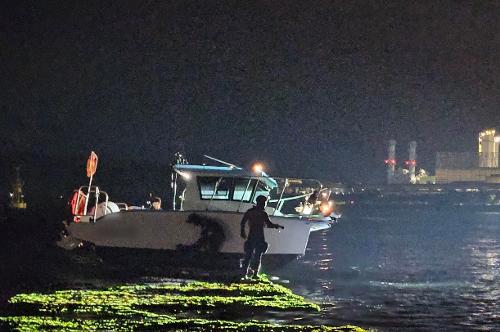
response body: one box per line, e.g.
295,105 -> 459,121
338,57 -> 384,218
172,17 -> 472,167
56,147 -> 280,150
384,159 -> 396,165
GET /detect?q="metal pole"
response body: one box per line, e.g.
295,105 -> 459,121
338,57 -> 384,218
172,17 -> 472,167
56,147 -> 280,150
83,175 -> 93,215
93,186 -> 99,221
273,178 -> 288,216
207,177 -> 222,211
237,178 -> 253,212
172,172 -> 178,211
203,155 -> 242,169
253,179 -> 260,204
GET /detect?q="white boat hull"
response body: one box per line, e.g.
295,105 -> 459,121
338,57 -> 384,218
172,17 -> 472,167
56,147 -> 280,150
67,210 -> 330,255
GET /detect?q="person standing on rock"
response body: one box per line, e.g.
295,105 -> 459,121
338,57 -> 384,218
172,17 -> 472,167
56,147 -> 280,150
240,195 -> 284,279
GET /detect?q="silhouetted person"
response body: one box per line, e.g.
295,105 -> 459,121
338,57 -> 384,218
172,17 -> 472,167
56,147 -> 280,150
307,189 -> 319,205
240,195 -> 284,278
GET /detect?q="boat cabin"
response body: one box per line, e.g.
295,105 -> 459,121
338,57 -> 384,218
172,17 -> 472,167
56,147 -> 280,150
173,164 -> 277,213
68,154 -> 336,226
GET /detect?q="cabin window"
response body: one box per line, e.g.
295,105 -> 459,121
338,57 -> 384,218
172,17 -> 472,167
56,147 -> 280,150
232,178 -> 256,202
198,177 -> 231,200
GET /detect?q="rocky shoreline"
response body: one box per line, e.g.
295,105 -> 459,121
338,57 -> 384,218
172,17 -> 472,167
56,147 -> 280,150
1,277 -> 365,331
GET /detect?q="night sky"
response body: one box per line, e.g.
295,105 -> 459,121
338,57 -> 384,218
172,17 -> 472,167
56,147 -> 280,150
2,1 -> 500,185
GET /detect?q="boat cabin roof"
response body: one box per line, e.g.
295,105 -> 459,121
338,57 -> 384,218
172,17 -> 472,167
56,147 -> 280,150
174,164 -> 277,188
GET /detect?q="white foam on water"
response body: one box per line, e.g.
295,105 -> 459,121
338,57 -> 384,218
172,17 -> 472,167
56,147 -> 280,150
476,211 -> 500,215
368,280 -> 470,289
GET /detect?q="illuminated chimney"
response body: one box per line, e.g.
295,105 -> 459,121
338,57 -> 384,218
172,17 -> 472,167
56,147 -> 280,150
495,135 -> 500,168
408,141 -> 417,184
479,129 -> 498,168
385,140 -> 396,184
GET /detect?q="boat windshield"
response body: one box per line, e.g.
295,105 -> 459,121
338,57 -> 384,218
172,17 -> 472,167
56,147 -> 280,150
197,176 -> 267,203
233,178 -> 257,202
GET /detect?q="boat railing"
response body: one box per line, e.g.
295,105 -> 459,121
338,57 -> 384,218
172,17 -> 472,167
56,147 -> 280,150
73,186 -> 109,223
115,202 -> 129,211
198,174 -> 333,218
269,177 -> 331,218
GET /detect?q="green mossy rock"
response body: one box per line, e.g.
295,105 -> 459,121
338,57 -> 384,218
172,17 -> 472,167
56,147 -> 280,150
1,277 -> 365,332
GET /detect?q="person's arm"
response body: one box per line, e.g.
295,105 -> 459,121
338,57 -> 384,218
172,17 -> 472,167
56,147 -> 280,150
265,214 -> 284,229
240,213 -> 248,239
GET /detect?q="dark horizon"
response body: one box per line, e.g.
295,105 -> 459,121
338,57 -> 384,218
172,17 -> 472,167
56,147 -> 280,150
2,1 -> 500,185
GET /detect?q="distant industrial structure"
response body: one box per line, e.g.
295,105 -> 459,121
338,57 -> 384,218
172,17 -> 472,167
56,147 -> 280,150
10,167 -> 27,209
435,128 -> 500,184
386,140 -> 397,184
385,140 -> 434,184
478,129 -> 499,168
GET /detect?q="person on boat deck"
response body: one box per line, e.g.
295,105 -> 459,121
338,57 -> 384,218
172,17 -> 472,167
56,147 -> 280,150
152,197 -> 162,210
240,195 -> 284,278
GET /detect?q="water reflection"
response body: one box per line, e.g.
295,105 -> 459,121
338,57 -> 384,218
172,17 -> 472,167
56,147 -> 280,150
317,231 -> 333,271
280,206 -> 500,331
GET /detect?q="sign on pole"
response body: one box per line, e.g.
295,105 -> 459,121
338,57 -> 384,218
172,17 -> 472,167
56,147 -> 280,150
83,151 -> 98,215
86,151 -> 98,178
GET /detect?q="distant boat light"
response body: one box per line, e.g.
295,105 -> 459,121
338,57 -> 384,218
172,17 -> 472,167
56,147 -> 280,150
320,203 -> 332,216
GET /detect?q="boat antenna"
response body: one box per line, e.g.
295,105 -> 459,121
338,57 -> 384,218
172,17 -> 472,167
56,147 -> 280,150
203,155 -> 242,169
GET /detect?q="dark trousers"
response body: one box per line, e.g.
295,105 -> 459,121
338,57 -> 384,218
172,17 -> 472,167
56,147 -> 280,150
242,239 -> 269,273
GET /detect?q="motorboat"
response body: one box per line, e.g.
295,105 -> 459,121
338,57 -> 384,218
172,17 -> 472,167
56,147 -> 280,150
58,155 -> 339,267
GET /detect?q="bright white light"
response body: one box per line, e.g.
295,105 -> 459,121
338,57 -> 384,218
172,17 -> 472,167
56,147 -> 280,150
252,163 -> 264,173
302,206 -> 312,215
178,171 -> 191,180
495,136 -> 500,143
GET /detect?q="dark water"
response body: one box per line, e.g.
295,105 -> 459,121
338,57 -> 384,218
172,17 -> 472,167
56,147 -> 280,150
279,205 -> 500,331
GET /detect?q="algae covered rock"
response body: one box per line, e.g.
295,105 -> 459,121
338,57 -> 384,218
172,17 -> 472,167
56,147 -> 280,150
0,278 -> 365,331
